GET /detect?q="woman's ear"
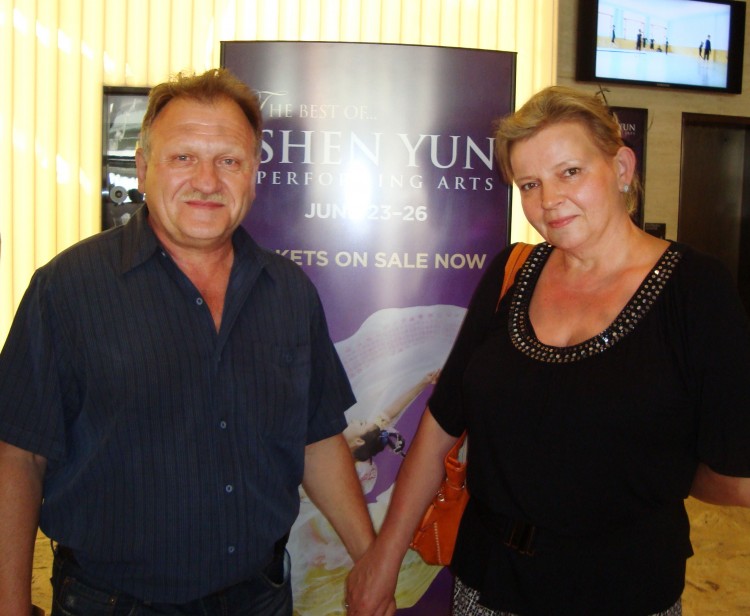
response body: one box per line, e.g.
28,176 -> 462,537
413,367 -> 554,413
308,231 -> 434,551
615,146 -> 637,189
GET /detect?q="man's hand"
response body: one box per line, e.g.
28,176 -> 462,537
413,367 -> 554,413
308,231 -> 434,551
345,540 -> 399,616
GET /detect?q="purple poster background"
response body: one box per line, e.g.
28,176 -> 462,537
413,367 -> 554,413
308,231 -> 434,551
222,42 -> 515,615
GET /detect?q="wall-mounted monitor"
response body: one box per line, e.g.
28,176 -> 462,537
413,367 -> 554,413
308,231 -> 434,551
576,0 -> 746,93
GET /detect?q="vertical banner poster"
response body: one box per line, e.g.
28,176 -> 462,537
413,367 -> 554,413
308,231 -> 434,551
222,42 -> 515,615
611,106 -> 648,229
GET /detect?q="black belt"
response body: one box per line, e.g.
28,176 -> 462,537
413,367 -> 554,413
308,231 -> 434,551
472,499 -> 539,556
56,531 -> 290,579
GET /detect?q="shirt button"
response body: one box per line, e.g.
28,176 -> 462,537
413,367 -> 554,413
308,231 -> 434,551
228,546 -> 235,554
195,297 -> 204,306
225,484 -> 234,493
219,420 -> 227,429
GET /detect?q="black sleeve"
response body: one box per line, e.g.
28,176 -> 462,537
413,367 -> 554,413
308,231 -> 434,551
428,244 -> 516,436
679,248 -> 750,475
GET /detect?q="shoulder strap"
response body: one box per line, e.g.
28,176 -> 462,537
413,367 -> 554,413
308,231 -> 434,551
496,242 -> 534,311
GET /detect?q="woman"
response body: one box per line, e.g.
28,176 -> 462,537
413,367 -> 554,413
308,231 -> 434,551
346,86 -> 750,616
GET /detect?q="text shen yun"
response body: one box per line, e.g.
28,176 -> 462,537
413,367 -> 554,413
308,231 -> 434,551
276,250 -> 488,270
259,130 -> 495,171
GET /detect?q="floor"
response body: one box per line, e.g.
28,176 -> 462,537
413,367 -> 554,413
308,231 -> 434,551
31,498 -> 750,614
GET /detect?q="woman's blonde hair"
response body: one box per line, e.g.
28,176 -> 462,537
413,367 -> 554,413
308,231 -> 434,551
494,86 -> 641,214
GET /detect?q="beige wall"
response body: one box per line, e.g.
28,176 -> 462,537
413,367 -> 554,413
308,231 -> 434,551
556,0 -> 750,240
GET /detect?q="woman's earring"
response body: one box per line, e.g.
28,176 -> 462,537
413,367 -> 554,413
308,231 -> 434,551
622,184 -> 630,193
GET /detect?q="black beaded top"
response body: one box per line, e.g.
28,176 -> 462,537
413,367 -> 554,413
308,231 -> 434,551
509,243 -> 683,363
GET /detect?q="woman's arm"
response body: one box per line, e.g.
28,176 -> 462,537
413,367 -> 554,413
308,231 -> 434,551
690,462 -> 750,507
345,408 -> 459,616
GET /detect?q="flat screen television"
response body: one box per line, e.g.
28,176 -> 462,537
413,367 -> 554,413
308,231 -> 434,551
576,0 -> 746,93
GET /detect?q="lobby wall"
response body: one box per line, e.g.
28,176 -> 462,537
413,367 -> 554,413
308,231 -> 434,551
555,0 -> 750,241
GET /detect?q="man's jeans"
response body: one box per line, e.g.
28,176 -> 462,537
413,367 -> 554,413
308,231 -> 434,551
50,546 -> 293,616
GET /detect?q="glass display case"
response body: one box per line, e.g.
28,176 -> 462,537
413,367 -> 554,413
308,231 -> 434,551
102,87 -> 150,230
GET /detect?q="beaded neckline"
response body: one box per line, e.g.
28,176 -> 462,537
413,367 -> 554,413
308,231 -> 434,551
508,243 -> 683,363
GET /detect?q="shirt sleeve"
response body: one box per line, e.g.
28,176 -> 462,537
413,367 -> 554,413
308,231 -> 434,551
0,269 -> 70,461
304,288 -> 355,444
428,244 -> 514,437
680,249 -> 750,475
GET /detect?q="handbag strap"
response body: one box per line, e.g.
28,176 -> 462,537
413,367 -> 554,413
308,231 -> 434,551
451,243 -> 534,460
496,242 -> 534,312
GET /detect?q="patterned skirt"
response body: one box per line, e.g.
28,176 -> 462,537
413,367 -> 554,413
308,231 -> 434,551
452,577 -> 682,616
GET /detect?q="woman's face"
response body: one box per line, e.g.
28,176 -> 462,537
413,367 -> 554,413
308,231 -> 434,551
510,121 -> 632,251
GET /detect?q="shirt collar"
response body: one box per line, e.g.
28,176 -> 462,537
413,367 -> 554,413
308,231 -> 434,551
118,205 -> 270,275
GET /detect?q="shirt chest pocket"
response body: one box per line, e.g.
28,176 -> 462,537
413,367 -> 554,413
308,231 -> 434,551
235,341 -> 312,439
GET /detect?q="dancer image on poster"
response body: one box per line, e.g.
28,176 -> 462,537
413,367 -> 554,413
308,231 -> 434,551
636,29 -> 642,51
704,35 -> 712,60
288,304 -> 466,615
344,370 -> 440,472
699,41 -> 704,58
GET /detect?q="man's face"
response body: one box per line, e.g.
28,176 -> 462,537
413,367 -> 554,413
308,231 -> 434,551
136,97 -> 259,253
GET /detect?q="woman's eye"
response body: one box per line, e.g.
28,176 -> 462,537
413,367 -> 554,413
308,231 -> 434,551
563,167 -> 580,177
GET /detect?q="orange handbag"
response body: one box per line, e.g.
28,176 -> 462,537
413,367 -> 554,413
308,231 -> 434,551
409,242 -> 533,566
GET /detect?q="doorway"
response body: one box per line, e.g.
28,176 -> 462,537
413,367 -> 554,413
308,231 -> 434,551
679,113 -> 750,314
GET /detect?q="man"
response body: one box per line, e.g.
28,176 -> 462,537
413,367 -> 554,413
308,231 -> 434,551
704,34 -> 712,61
0,68 -> 377,614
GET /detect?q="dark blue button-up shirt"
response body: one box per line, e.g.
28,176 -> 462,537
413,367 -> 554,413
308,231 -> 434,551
0,206 -> 354,602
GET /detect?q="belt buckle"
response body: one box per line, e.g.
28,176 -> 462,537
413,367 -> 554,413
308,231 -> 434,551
504,520 -> 536,556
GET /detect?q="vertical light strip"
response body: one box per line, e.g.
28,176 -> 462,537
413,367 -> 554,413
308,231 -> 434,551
102,0 -> 128,84
35,0 -> 58,267
147,0 -> 172,83
339,0 -> 361,41
439,0 -> 460,46
400,0 -> 421,44
0,0 -> 14,335
0,0 -> 555,342
477,0 -> 499,49
170,0 -> 194,74
360,0 -> 381,40
458,0 -> 480,48
420,0 -> 441,46
80,1 -> 104,239
320,0 -> 342,40
126,0 -> 150,83
300,0 -> 322,40
56,1 -> 82,249
380,0 -> 400,42
12,0 -> 37,321
193,0 -> 215,71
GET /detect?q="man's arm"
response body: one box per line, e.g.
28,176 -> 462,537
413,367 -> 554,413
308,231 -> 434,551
346,408 -> 457,616
302,433 -> 375,562
690,462 -> 750,507
0,440 -> 46,613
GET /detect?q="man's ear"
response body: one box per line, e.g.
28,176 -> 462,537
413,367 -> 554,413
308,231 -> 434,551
135,147 -> 148,194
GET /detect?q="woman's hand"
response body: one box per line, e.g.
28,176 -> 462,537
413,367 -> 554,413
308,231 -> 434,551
345,540 -> 399,616
344,408 -> 459,614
